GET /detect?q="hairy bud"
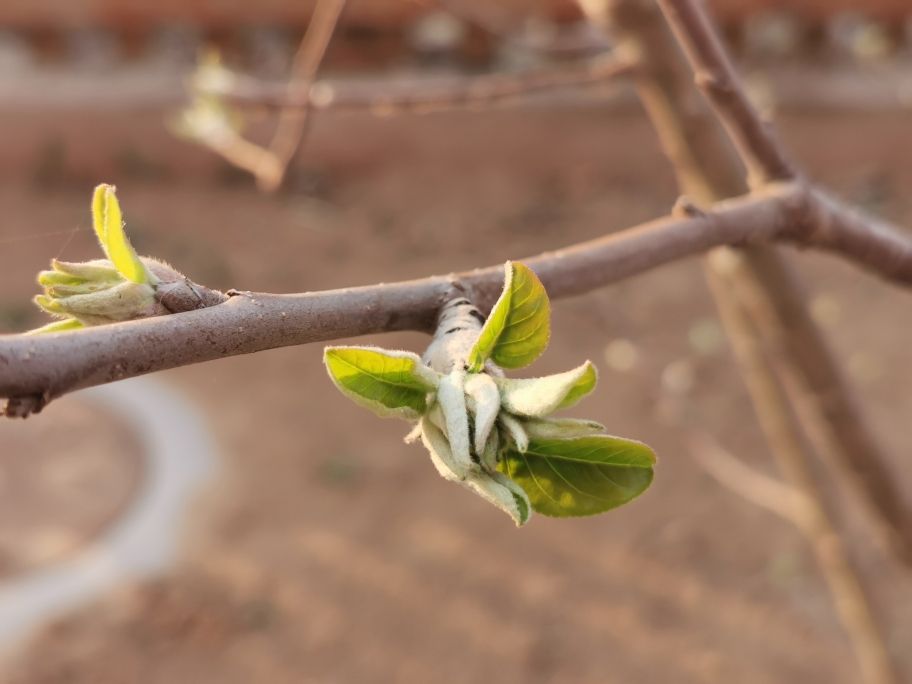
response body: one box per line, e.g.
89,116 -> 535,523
29,183 -> 224,334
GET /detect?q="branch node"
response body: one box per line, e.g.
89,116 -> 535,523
693,70 -> 727,93
441,278 -> 474,308
672,195 -> 705,218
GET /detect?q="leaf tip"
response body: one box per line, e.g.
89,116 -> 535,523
89,183 -> 149,285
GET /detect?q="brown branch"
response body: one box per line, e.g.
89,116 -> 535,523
191,127 -> 283,184
601,1 -> 903,677
655,0 -> 794,187
705,267 -> 899,684
584,0 -> 912,566
650,0 -> 912,566
689,431 -> 806,524
184,0 -> 346,191
718,241 -> 912,567
808,189 -> 912,285
4,183 -> 912,413
256,0 -> 347,192
206,54 -> 635,115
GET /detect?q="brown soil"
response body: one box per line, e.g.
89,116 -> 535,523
0,102 -> 911,683
0,399 -> 142,579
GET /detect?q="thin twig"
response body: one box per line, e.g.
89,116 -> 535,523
654,0 -> 912,565
705,262 -> 899,684
655,0 -> 794,187
257,0 -> 347,192
186,0 -> 346,190
193,127 -> 283,183
689,431 -> 806,524
206,54 -> 636,114
3,183 -> 912,410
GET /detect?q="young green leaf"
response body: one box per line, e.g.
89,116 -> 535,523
437,370 -> 472,469
498,412 -> 529,453
26,318 -> 85,335
324,346 -> 439,420
33,295 -> 67,317
38,271 -> 87,289
419,416 -> 530,525
464,470 -> 532,526
495,360 -> 597,417
521,417 -> 606,440
36,281 -> 155,325
499,435 -> 656,517
464,372 -> 501,456
47,259 -> 120,282
419,414 -> 470,482
91,184 -> 149,285
479,423 -> 500,472
467,261 -> 551,371
43,281 -> 117,297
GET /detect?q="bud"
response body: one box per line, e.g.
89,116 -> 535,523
30,184 -> 221,333
35,258 -> 160,326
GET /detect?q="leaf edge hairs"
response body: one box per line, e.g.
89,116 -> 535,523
324,261 -> 656,526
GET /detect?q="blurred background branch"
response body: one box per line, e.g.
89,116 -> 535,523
201,53 -> 635,114
654,0 -> 912,568
183,0 -> 347,192
700,275 -> 898,684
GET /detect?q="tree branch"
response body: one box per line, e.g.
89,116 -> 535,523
3,182 -> 912,413
257,0 -> 347,192
807,189 -> 912,285
655,0 -> 794,187
653,0 -> 912,566
705,264 -> 899,684
689,431 -> 806,524
189,0 -> 346,192
205,54 -> 636,115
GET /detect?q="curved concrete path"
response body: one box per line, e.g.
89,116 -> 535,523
0,376 -> 218,654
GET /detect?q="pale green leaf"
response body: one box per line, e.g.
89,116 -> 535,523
418,415 -> 529,525
44,281 -> 116,297
479,423 -> 499,472
499,435 -> 655,517
324,346 -> 439,420
37,281 -> 155,324
419,414 -> 468,481
91,184 -> 149,284
467,261 -> 550,371
26,318 -> 84,335
498,412 -> 529,453
34,294 -> 66,316
495,360 -> 597,417
464,372 -> 501,456
38,271 -> 86,288
48,259 -> 120,282
556,362 -> 598,410
464,470 -> 532,526
437,370 -> 472,470
522,417 -> 606,440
